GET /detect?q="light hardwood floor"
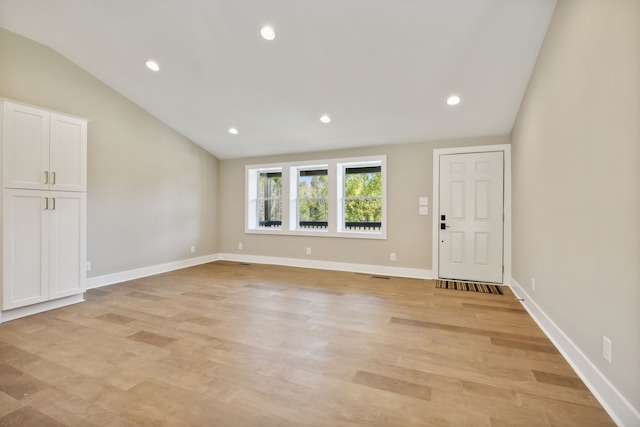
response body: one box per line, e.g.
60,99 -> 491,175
0,262 -> 614,426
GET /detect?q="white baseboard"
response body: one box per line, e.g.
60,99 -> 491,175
0,294 -> 85,324
509,278 -> 640,427
219,253 -> 433,280
86,254 -> 220,289
87,253 -> 431,290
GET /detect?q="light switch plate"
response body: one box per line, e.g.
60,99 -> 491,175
419,206 -> 428,215
419,197 -> 429,206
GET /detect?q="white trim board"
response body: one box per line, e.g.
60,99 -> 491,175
219,253 -> 432,280
86,253 -> 432,290
86,254 -> 220,289
432,144 -> 512,285
0,294 -> 84,324
509,278 -> 640,427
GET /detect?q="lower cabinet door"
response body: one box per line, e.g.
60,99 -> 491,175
2,190 -> 50,310
49,191 -> 86,299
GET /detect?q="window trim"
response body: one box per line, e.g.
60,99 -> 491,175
338,161 -> 384,234
246,165 -> 284,233
245,155 -> 386,239
294,165 -> 329,232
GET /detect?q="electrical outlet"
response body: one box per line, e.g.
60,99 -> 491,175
85,261 -> 91,272
190,246 -> 196,254
238,243 -> 243,250
306,247 -> 311,255
603,336 -> 612,363
390,253 -> 396,261
531,278 -> 535,292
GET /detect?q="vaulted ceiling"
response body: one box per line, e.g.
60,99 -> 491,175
0,0 -> 556,159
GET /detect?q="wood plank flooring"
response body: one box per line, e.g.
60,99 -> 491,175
0,262 -> 615,426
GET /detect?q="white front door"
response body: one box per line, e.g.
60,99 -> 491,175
439,151 -> 504,283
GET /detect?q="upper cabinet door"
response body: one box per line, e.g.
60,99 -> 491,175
3,102 -> 50,190
50,114 -> 87,192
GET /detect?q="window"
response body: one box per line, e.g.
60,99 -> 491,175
258,171 -> 282,228
246,155 -> 386,239
342,165 -> 382,232
297,168 -> 328,230
246,167 -> 282,231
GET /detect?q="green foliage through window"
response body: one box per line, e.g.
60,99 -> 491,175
298,169 -> 328,228
344,166 -> 382,230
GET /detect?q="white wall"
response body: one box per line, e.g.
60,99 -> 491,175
511,0 -> 640,423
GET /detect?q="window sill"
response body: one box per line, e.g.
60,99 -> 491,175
245,228 -> 386,240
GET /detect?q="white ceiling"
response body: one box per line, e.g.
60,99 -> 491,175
0,0 -> 556,159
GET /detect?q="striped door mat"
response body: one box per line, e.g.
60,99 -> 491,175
436,280 -> 503,295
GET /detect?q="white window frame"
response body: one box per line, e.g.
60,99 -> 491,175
246,165 -> 284,233
337,159 -> 386,237
245,155 -> 386,239
291,164 -> 330,233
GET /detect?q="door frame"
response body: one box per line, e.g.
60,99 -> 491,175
432,144 -> 511,285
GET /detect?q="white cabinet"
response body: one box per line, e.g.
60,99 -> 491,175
1,100 -> 87,318
3,101 -> 87,192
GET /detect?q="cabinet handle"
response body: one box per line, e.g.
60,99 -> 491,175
52,171 -> 56,185
44,197 -> 49,210
52,198 -> 56,210
44,171 -> 49,184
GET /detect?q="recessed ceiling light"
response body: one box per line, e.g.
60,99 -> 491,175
145,60 -> 160,71
260,26 -> 276,41
447,95 -> 461,106
320,115 -> 331,124
228,127 -> 238,135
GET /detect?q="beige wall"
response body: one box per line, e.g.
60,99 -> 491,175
220,135 -> 508,270
511,0 -> 640,414
0,29 -> 220,277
